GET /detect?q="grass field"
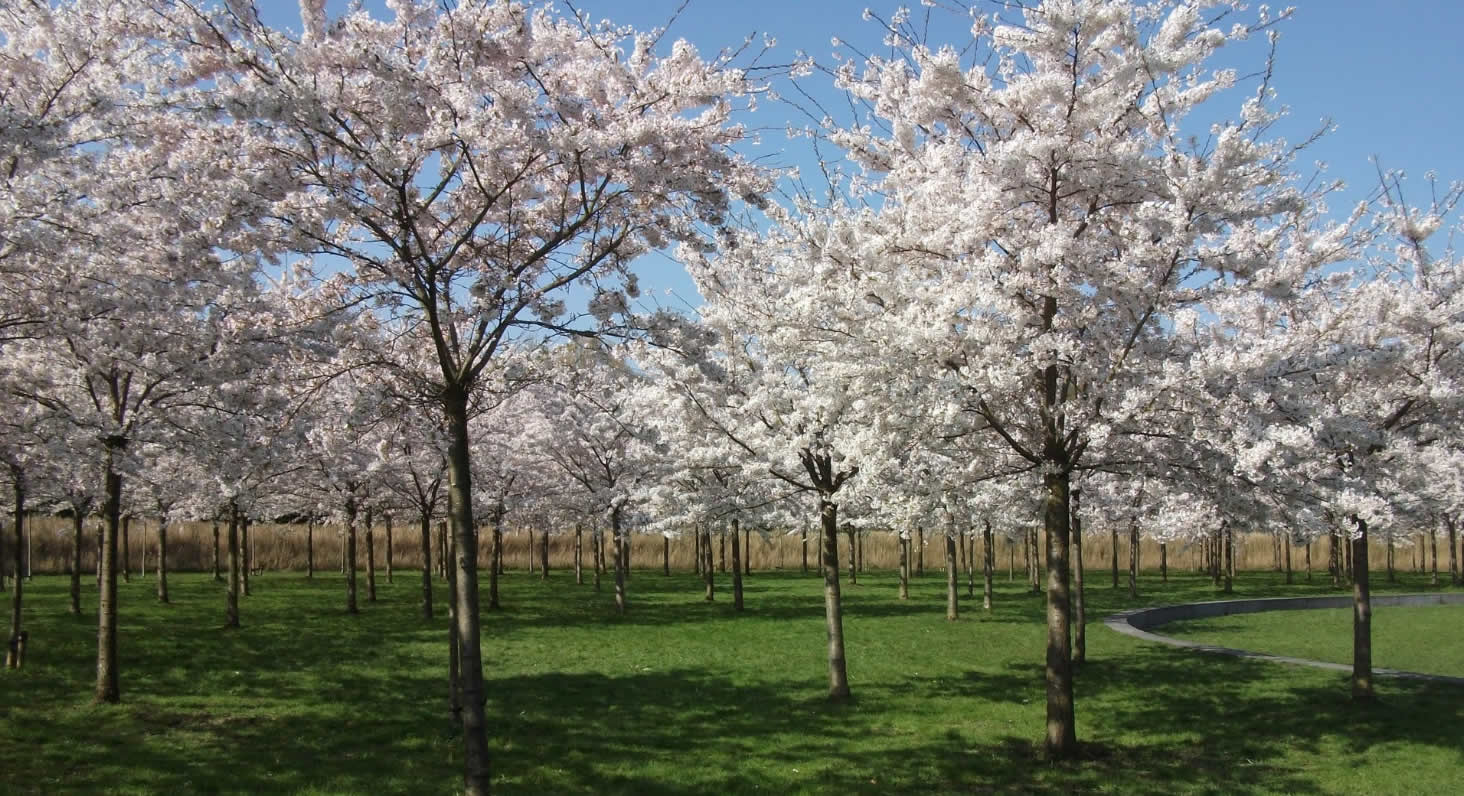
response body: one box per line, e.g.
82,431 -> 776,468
1164,603 -> 1464,678
2,568 -> 1461,794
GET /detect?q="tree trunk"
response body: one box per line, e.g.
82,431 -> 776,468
1429,527 -> 1438,586
385,516 -> 394,584
575,525 -> 584,585
241,518 -> 251,597
1223,524 -> 1234,594
121,514 -> 130,584
662,535 -> 669,577
703,527 -> 715,602
718,532 -> 726,573
69,512 -> 83,615
1160,541 -> 1168,584
983,520 -> 995,612
488,516 -> 501,610
306,521 -> 314,579
897,532 -> 909,600
1072,490 -> 1085,665
155,521 -> 169,604
1351,518 -> 1373,701
446,519 -> 462,724
443,387 -> 491,796
846,525 -> 858,586
1110,525 -> 1119,589
1386,534 -> 1395,583
801,527 -> 808,575
365,520 -> 377,603
1284,533 -> 1293,584
694,529 -> 701,575
527,529 -> 535,574
1043,469 -> 1076,759
612,508 -> 627,615
1305,541 -> 1312,582
945,530 -> 959,621
1448,516 -> 1459,586
592,529 -> 602,593
1127,518 -> 1138,599
539,529 -> 549,581
95,444 -> 123,703
212,521 -> 222,582
731,519 -> 744,612
745,525 -> 752,576
820,498 -> 851,701
420,512 -> 434,619
345,500 -> 358,615
916,526 -> 925,577
6,479 -> 24,669
1330,529 -> 1341,587
1031,525 -> 1042,595
226,507 -> 241,629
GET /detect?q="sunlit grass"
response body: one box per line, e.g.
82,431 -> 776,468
2,567 -> 1461,794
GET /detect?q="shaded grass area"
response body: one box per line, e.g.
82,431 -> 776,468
1,567 -> 1461,794
1163,603 -> 1464,678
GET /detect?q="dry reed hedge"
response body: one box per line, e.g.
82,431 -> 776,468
6,514 -> 1448,579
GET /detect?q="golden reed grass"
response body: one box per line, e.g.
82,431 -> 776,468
6,514 -> 1448,580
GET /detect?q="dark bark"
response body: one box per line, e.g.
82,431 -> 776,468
527,529 -> 535,573
69,512 -> 82,615
612,507 -> 626,614
488,516 -> 501,610
945,531 -> 959,621
1385,534 -> 1395,583
1127,517 -> 1138,599
241,518 -> 251,597
212,521 -> 222,583
731,518 -> 744,612
1284,534 -> 1292,584
897,532 -> 909,600
1072,490 -> 1085,665
916,526 -> 925,577
6,478 -> 24,668
1351,518 -> 1373,701
592,529 -> 602,592
539,529 -> 549,581
1160,541 -> 1168,584
443,386 -> 491,795
575,525 -> 584,585
121,515 -> 130,584
702,526 -> 715,602
365,518 -> 377,603
745,525 -> 752,576
155,521 -> 169,604
820,498 -> 850,701
385,516 -> 394,584
1429,529 -> 1439,586
718,532 -> 726,573
95,443 -> 123,703
419,512 -> 434,619
1110,525 -> 1119,589
1305,541 -> 1312,582
345,499 -> 358,614
662,535 -> 669,577
801,527 -> 808,575
1447,516 -> 1459,586
306,521 -> 314,579
226,507 -> 241,628
694,529 -> 701,575
983,520 -> 995,612
846,524 -> 857,585
1043,469 -> 1076,758
1223,524 -> 1234,594
446,519 -> 462,724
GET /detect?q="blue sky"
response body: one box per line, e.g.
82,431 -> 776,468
284,1 -> 1464,308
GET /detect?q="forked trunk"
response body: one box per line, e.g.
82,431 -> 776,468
1043,469 -> 1076,759
1351,517 -> 1373,701
820,498 -> 850,701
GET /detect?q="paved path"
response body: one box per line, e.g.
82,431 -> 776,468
1103,592 -> 1464,686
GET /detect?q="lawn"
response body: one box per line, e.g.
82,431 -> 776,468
1,567 -> 1461,794
1163,603 -> 1464,678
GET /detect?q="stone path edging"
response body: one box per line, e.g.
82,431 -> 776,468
1103,592 -> 1464,686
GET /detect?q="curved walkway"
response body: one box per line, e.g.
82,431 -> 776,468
1104,592 -> 1464,686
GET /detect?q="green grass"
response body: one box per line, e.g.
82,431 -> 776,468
1163,603 -> 1464,678
1,567 -> 1461,794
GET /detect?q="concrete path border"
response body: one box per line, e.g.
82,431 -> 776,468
1104,592 -> 1464,686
